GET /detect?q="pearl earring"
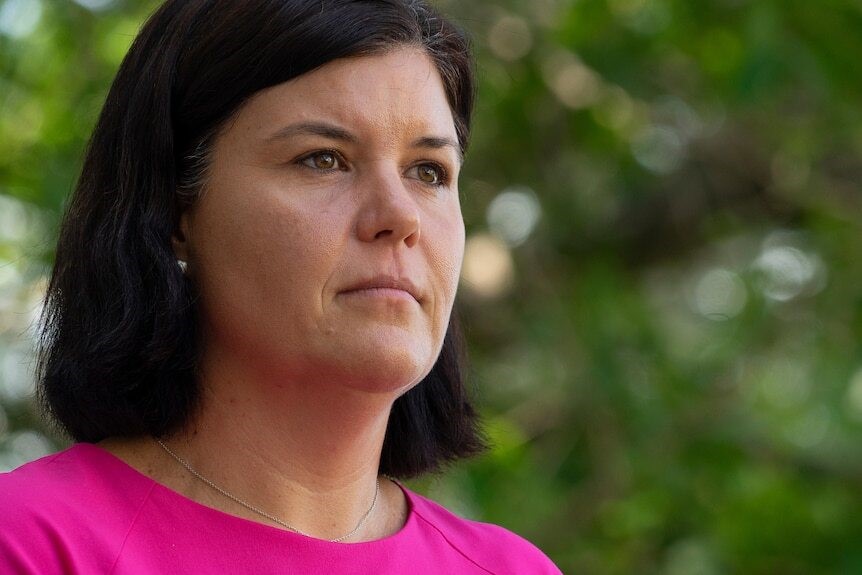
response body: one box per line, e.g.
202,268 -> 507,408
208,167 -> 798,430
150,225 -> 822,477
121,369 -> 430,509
177,259 -> 188,274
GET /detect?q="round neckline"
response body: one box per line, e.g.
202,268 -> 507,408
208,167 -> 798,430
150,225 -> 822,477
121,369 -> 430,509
79,442 -> 418,548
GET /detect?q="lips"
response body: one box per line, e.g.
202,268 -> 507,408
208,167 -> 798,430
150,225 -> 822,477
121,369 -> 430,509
339,275 -> 422,303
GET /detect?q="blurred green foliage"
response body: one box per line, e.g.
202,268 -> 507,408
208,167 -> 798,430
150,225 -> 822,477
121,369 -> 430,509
2,0 -> 862,573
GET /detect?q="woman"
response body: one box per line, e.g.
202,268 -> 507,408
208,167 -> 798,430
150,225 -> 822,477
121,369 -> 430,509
0,0 -> 562,573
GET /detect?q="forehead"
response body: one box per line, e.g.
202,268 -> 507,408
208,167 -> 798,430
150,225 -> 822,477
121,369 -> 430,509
234,47 -> 457,141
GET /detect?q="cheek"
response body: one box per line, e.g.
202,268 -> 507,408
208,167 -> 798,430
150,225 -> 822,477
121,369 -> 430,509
191,189 -> 346,334
437,207 -> 466,291
427,205 -> 465,317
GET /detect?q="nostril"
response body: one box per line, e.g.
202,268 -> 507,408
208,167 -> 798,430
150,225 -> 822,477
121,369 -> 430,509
374,229 -> 393,239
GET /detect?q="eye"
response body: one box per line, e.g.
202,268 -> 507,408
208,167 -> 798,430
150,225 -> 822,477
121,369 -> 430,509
409,163 -> 447,186
299,151 -> 342,170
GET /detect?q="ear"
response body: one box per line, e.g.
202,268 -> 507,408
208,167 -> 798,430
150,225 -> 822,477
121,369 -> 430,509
172,211 -> 192,263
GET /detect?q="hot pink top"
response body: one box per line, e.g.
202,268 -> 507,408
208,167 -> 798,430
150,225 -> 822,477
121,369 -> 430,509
0,444 -> 562,574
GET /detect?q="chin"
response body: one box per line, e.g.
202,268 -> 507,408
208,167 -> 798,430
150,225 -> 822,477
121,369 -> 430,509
323,333 -> 437,394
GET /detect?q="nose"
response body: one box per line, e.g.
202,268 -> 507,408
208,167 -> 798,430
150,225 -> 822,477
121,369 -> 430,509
355,166 -> 421,248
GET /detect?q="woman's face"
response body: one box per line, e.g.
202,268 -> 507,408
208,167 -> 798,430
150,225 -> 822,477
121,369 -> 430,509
177,47 -> 465,395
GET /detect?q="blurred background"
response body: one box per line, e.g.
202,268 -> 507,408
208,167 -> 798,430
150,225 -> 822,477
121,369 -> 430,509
1,0 -> 861,572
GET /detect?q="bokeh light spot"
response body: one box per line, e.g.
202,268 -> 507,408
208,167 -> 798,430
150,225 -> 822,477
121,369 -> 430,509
0,195 -> 34,244
592,86 -> 641,136
844,367 -> 862,422
663,538 -> 720,575
0,346 -> 35,403
785,405 -> 832,449
0,0 -> 42,38
486,186 -> 542,247
542,51 -> 603,110
631,125 -> 684,174
461,233 -> 515,299
73,0 -> 116,11
487,15 -> 532,61
752,244 -> 825,302
691,268 -> 747,320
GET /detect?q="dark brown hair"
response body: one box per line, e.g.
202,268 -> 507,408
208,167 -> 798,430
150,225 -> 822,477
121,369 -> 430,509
37,0 -> 486,479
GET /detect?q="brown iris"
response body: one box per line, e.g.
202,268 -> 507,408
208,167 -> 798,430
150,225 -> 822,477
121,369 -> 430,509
417,164 -> 440,184
312,152 -> 337,169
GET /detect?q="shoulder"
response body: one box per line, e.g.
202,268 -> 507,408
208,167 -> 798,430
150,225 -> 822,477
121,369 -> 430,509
402,486 -> 563,575
0,442 -> 151,513
0,443 -> 155,573
0,444 -> 95,524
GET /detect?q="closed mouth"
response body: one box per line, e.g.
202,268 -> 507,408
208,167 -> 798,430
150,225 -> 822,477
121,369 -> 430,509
340,276 -> 421,303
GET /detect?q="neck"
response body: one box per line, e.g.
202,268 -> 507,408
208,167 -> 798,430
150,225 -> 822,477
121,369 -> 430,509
158,345 -> 403,541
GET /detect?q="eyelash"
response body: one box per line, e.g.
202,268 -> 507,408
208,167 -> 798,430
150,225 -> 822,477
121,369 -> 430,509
297,149 -> 347,172
295,150 -> 450,187
413,162 -> 449,187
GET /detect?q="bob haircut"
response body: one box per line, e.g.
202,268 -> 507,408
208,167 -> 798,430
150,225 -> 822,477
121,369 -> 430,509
37,0 -> 487,479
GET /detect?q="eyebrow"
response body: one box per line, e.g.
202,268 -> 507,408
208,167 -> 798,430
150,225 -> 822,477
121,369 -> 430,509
266,121 -> 357,144
265,121 -> 463,164
411,135 -> 464,165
